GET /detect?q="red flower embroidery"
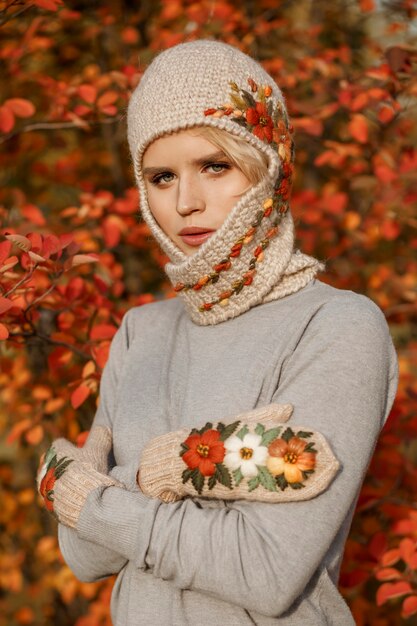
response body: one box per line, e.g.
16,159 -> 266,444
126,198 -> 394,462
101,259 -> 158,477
246,102 -> 274,143
182,429 -> 226,476
39,467 -> 56,512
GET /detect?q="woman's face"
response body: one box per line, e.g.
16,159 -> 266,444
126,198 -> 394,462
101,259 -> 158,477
142,129 -> 252,255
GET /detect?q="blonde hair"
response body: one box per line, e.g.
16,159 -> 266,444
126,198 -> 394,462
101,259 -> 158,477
193,126 -> 269,186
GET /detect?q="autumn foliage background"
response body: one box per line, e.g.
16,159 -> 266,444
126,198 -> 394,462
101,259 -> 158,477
0,0 -> 416,624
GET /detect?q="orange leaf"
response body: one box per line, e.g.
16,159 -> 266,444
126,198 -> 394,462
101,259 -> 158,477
25,425 -> 44,446
0,322 -> 9,340
378,104 -> 395,124
78,84 -> 97,104
0,240 -> 12,264
0,296 -> 13,315
90,324 -> 117,340
377,581 -> 412,606
348,114 -> 369,143
359,0 -> 375,10
351,92 -> 369,111
6,418 -> 31,444
6,98 -> 35,118
399,538 -> 417,566
292,117 -> 323,136
82,360 -> 96,378
71,383 -> 91,409
97,90 -> 119,108
376,568 -> 402,581
76,431 -> 90,447
21,204 -> 46,225
0,105 -> 14,132
402,595 -> 417,619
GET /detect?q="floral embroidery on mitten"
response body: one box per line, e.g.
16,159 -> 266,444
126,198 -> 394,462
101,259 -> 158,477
38,446 -> 73,513
180,422 -> 318,496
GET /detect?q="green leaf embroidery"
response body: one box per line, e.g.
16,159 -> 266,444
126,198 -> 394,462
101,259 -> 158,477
241,89 -> 256,108
191,469 -> 205,495
181,468 -> 194,484
296,430 -> 313,438
281,427 -> 295,443
44,447 -> 57,467
218,420 -> 240,442
248,476 -> 260,492
254,423 -> 265,437
208,475 -> 217,490
54,458 -> 73,479
276,474 -> 288,491
233,467 -> 244,486
304,442 -> 318,453
261,427 -> 282,447
257,466 -> 277,492
302,469 -> 315,480
215,463 -> 232,489
289,482 -> 305,490
236,424 -> 249,441
180,442 -> 189,456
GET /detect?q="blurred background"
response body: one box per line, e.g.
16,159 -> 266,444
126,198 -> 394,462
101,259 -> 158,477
0,1 -> 416,624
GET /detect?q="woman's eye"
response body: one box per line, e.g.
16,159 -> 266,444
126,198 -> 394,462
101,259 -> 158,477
151,172 -> 174,185
206,162 -> 231,174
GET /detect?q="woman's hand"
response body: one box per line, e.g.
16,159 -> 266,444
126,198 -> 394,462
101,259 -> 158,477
38,426 -> 122,528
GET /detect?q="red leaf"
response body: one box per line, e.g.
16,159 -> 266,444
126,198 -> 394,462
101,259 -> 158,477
348,114 -> 369,143
0,241 -> 12,264
90,324 -> 117,340
369,532 -> 388,560
0,105 -> 14,133
380,220 -> 400,241
71,383 -> 91,409
377,581 -> 412,606
402,595 -> 417,619
0,296 -> 14,315
78,85 -> 97,104
6,98 -> 35,118
66,277 -> 85,301
32,0 -> 63,11
27,232 -> 44,252
21,204 -> 46,226
0,322 -> 9,340
102,216 -> 122,248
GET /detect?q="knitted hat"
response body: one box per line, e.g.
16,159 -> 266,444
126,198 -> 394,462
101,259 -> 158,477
127,40 -> 323,324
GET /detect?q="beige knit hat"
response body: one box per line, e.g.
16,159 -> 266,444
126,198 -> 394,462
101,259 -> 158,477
127,40 -> 323,324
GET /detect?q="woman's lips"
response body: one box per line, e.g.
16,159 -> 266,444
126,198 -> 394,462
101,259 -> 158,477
178,228 -> 216,246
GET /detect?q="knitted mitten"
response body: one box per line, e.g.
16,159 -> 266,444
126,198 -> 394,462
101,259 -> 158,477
38,426 -> 121,528
138,404 -> 339,504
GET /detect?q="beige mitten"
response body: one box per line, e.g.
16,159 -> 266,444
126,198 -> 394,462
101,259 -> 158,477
138,403 -> 340,504
37,426 -> 121,528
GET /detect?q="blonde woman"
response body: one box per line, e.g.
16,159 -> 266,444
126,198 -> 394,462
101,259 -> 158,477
38,41 -> 398,626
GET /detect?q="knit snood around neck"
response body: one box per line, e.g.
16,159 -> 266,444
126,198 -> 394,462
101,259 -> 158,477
155,176 -> 324,326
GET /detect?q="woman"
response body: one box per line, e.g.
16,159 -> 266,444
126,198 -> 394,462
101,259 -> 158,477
38,40 -> 398,625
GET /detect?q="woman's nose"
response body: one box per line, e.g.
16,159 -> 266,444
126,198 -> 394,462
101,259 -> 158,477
176,178 -> 205,216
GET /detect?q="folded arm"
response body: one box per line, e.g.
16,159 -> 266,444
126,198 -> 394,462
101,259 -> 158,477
71,296 -> 398,614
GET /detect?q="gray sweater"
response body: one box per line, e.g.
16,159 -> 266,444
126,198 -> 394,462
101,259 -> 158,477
58,279 -> 398,625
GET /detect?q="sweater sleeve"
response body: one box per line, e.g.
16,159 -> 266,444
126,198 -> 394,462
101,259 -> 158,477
57,312 -> 132,583
75,295 -> 398,615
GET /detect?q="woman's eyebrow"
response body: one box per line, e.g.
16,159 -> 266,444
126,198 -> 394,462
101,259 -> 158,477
142,151 -> 229,176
